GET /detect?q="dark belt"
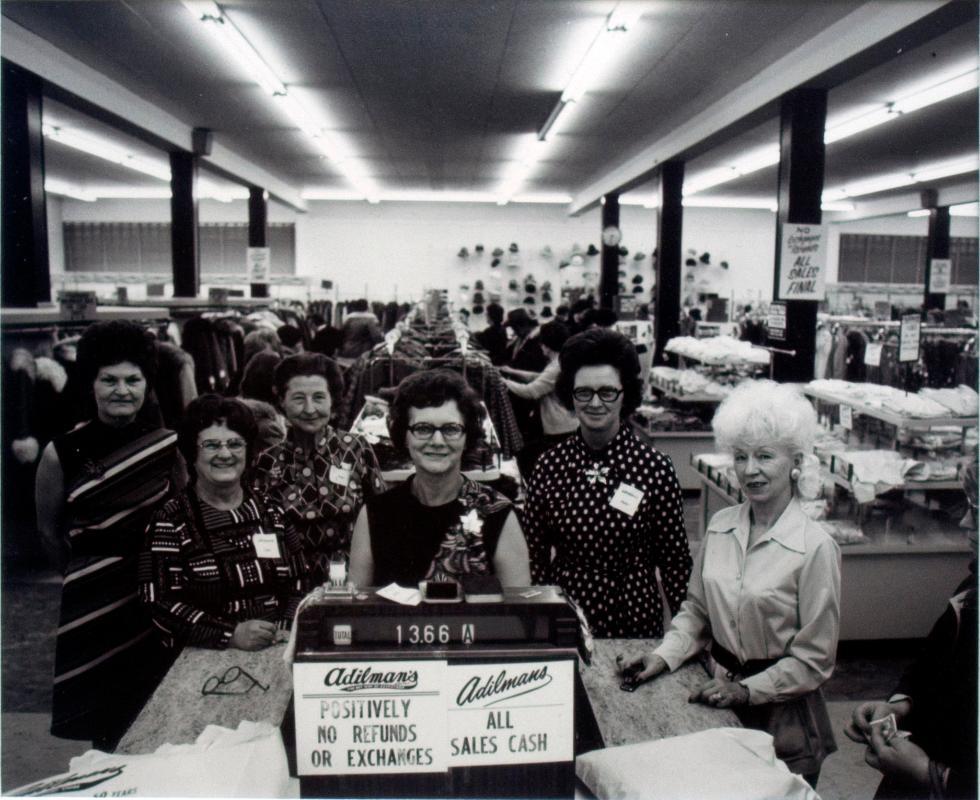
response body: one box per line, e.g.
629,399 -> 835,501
710,638 -> 778,680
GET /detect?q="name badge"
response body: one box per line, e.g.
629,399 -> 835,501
609,482 -> 644,517
329,464 -> 352,487
252,532 -> 281,559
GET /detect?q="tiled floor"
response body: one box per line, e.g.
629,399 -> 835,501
1,498 -> 917,796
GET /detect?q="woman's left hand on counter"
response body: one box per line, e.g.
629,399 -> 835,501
689,677 -> 749,708
864,722 -> 930,787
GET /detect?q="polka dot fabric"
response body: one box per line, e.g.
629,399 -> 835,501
521,426 -> 692,637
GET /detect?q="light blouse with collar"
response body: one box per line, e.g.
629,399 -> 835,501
654,498 -> 841,705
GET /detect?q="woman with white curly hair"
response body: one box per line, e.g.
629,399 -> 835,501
621,380 -> 841,787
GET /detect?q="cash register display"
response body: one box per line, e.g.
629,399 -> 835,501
323,615 -> 547,645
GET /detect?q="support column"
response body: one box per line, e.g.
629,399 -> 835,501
923,203 -> 951,313
653,161 -> 684,366
2,60 -> 50,307
599,193 -> 620,310
170,151 -> 199,298
249,186 -> 269,299
770,88 -> 826,383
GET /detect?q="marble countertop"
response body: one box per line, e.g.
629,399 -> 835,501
118,638 -> 739,757
581,639 -> 739,748
116,644 -> 293,755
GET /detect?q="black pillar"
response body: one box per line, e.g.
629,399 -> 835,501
2,60 -> 50,307
249,186 -> 269,299
923,204 -> 951,313
170,152 -> 199,298
653,161 -> 684,366
770,88 -> 826,383
599,193 -> 620,310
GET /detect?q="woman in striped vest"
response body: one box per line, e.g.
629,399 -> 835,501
35,320 -> 181,750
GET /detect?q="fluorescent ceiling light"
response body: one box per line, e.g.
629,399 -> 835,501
689,67 -> 978,196
907,209 -> 931,217
184,0 -> 370,197
183,0 -> 285,96
825,68 -> 977,144
561,3 -> 642,104
44,179 -> 96,202
911,156 -> 979,183
43,124 -> 171,181
951,201 -> 979,216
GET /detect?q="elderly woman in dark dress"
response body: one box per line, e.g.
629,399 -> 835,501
141,395 -> 308,652
521,328 -> 692,637
348,369 -> 530,587
252,353 -> 385,583
35,320 -> 180,749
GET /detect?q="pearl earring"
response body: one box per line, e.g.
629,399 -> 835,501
790,467 -> 801,481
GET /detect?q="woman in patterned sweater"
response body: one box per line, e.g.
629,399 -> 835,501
140,395 -> 308,652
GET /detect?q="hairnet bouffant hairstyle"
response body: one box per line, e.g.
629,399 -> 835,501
711,380 -> 818,456
76,320 -> 157,390
273,353 -> 345,407
555,328 -> 642,417
388,369 -> 485,457
178,394 -> 258,484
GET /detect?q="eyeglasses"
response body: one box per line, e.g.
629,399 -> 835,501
572,387 -> 624,403
201,665 -> 269,696
199,439 -> 247,453
407,423 -> 466,441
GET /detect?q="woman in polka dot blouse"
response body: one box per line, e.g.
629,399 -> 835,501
252,353 -> 386,584
521,329 -> 692,637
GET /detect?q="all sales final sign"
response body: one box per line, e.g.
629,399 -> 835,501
778,224 -> 826,301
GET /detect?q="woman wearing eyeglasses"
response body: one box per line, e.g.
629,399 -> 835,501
252,353 -> 386,584
521,328 -> 693,637
140,395 -> 309,654
348,369 -> 531,587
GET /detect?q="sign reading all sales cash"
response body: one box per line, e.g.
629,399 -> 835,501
247,247 -> 271,282
778,224 -> 826,301
446,659 -> 574,767
293,660 -> 449,775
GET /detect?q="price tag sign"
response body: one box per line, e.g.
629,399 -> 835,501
446,660 -> 574,767
293,660 -> 449,776
899,313 -> 921,363
928,258 -> 952,293
864,343 -> 883,367
839,404 -> 853,430
767,302 -> 786,342
247,247 -> 271,282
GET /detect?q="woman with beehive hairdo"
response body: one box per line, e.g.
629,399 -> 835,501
34,320 -> 182,750
622,380 -> 841,787
521,328 -> 692,639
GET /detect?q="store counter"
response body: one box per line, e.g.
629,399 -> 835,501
117,639 -> 737,759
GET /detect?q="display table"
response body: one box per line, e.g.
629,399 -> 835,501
692,467 -> 972,641
118,639 -> 737,760
579,639 -> 739,747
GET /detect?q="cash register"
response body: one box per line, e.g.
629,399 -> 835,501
289,584 -> 587,798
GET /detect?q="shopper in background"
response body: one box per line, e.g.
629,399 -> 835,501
253,353 -> 385,583
338,298 -> 383,360
474,302 -> 509,366
501,321 -> 578,477
240,397 -> 287,452
277,324 -> 305,354
844,461 -> 977,800
622,380 -> 841,787
522,329 -> 692,638
35,320 -> 182,750
349,369 -> 530,587
239,349 -> 282,405
568,298 -> 595,334
141,395 -> 307,654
